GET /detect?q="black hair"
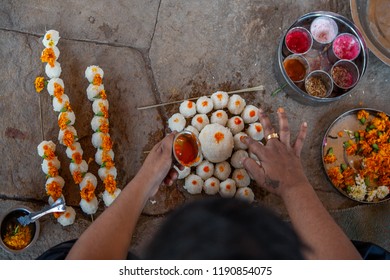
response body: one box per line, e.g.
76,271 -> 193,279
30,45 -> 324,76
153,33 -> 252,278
144,197 -> 306,259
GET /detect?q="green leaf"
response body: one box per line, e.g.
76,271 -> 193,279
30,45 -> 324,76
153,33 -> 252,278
359,117 -> 366,124
340,163 -> 347,171
326,147 -> 334,155
42,155 -> 47,159
372,143 -> 379,150
70,159 -> 74,163
60,107 -> 67,112
95,112 -> 104,117
101,162 -> 106,168
343,141 -> 351,148
66,120 -> 71,125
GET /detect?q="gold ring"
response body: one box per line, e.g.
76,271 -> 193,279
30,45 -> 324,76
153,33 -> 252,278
266,132 -> 279,141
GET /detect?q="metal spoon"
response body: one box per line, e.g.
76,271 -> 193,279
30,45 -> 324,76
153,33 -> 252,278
17,197 -> 66,226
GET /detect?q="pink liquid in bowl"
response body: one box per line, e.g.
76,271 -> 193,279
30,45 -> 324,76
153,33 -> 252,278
332,33 -> 361,60
285,28 -> 312,54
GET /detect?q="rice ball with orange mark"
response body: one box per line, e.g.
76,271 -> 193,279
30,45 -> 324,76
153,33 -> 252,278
92,99 -> 109,116
191,114 -> 209,131
231,150 -> 249,169
45,61 -> 62,79
211,91 -> 229,109
95,149 -> 115,165
103,188 -> 122,207
42,30 -> 60,48
219,178 -> 236,198
41,157 -> 61,175
196,160 -> 214,180
91,116 -> 109,132
235,187 -> 255,203
57,206 -> 76,227
168,113 -> 186,132
184,125 -> 199,137
58,111 -> 76,129
80,197 -> 98,215
199,123 -> 234,163
87,84 -> 105,101
214,161 -> 231,180
79,172 -> 98,190
233,132 -> 248,150
98,166 -> 118,181
227,116 -> 245,135
246,122 -> 264,141
53,94 -> 70,112
37,140 -> 56,158
227,94 -> 246,115
58,125 -> 78,146
232,168 -> 251,188
85,65 -> 104,83
203,177 -> 220,195
47,78 -> 64,96
184,174 -> 203,194
210,110 -> 228,126
179,100 -> 197,118
196,96 -> 213,114
241,105 -> 259,124
69,159 -> 88,175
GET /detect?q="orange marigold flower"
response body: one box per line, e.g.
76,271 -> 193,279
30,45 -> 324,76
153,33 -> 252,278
41,47 -> 56,67
80,182 -> 95,202
377,112 -> 389,121
92,74 -> 102,86
323,154 -> 337,164
104,175 -> 117,194
46,181 -> 62,200
48,163 -> 59,178
65,101 -> 73,112
53,83 -> 64,102
104,160 -> 115,169
102,135 -> 113,151
357,110 -> 369,121
72,171 -> 83,184
99,103 -> 109,118
100,89 -> 107,100
99,122 -> 109,134
34,76 -> 45,93
327,166 -> 343,188
337,131 -> 343,137
43,145 -> 56,160
63,130 -> 75,147
342,167 -> 355,186
58,113 -> 70,130
72,152 -> 83,164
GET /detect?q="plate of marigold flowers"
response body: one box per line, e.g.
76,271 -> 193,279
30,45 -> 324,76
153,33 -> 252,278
322,108 -> 390,203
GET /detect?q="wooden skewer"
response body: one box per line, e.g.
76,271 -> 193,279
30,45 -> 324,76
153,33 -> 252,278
137,85 -> 265,110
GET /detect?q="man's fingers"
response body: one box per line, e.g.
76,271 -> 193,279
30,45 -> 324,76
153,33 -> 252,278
293,122 -> 308,157
242,157 -> 265,186
242,136 -> 264,160
258,108 -> 276,138
277,108 -> 291,147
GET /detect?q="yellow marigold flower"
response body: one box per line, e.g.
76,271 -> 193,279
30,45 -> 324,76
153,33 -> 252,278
80,182 -> 95,202
34,76 -> 45,93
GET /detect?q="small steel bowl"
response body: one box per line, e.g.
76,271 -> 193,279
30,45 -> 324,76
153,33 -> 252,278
0,206 -> 40,254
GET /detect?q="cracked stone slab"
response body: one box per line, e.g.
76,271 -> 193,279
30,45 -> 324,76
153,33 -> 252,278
149,0 -> 390,213
0,0 -> 160,49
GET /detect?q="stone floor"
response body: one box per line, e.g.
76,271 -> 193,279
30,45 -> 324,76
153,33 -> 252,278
0,0 -> 389,259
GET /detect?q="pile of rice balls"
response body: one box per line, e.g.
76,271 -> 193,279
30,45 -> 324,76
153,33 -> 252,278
168,92 -> 264,203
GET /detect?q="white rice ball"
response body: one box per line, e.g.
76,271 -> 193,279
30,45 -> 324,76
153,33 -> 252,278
98,166 -> 118,181
41,157 -> 60,174
95,149 -> 114,165
69,160 -> 88,175
80,197 -> 98,215
179,100 -> 197,118
227,116 -> 245,135
45,61 -> 62,79
168,113 -> 186,132
246,122 -> 264,141
219,179 -> 237,198
58,126 -> 78,146
92,99 -> 109,116
85,65 -> 104,83
91,132 -> 105,149
65,142 -> 83,159
195,160 -> 214,180
91,116 -> 109,132
241,105 -> 259,123
203,177 -> 220,195
79,172 -> 98,190
210,110 -> 228,126
184,125 -> 199,137
102,188 -> 122,207
231,150 -> 249,169
199,123 -> 234,163
48,195 -> 65,206
210,91 -> 229,109
191,114 -> 209,131
58,111 -> 76,127
52,94 -> 70,112
87,84 -> 105,101
214,161 -> 232,181
37,140 -> 56,158
173,165 -> 191,179
235,187 -> 255,203
45,176 -> 65,191
232,168 -> 251,188
42,30 -> 60,47
184,174 -> 203,194
233,132 -> 248,150
57,206 -> 76,227
227,94 -> 246,115
196,96 -> 213,114
249,151 -> 260,162
377,186 -> 389,199
47,78 -> 64,96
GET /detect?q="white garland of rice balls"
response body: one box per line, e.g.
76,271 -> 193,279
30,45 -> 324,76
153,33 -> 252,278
37,140 -> 76,226
168,91 -> 263,203
40,30 -> 98,215
85,65 -> 121,207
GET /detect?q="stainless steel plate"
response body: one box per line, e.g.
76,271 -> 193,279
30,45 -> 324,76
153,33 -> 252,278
351,0 -> 390,66
322,108 -> 390,203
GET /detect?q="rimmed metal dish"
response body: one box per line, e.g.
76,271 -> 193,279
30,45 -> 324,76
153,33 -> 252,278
350,0 -> 390,66
0,206 -> 40,254
276,11 -> 369,105
322,108 -> 390,203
